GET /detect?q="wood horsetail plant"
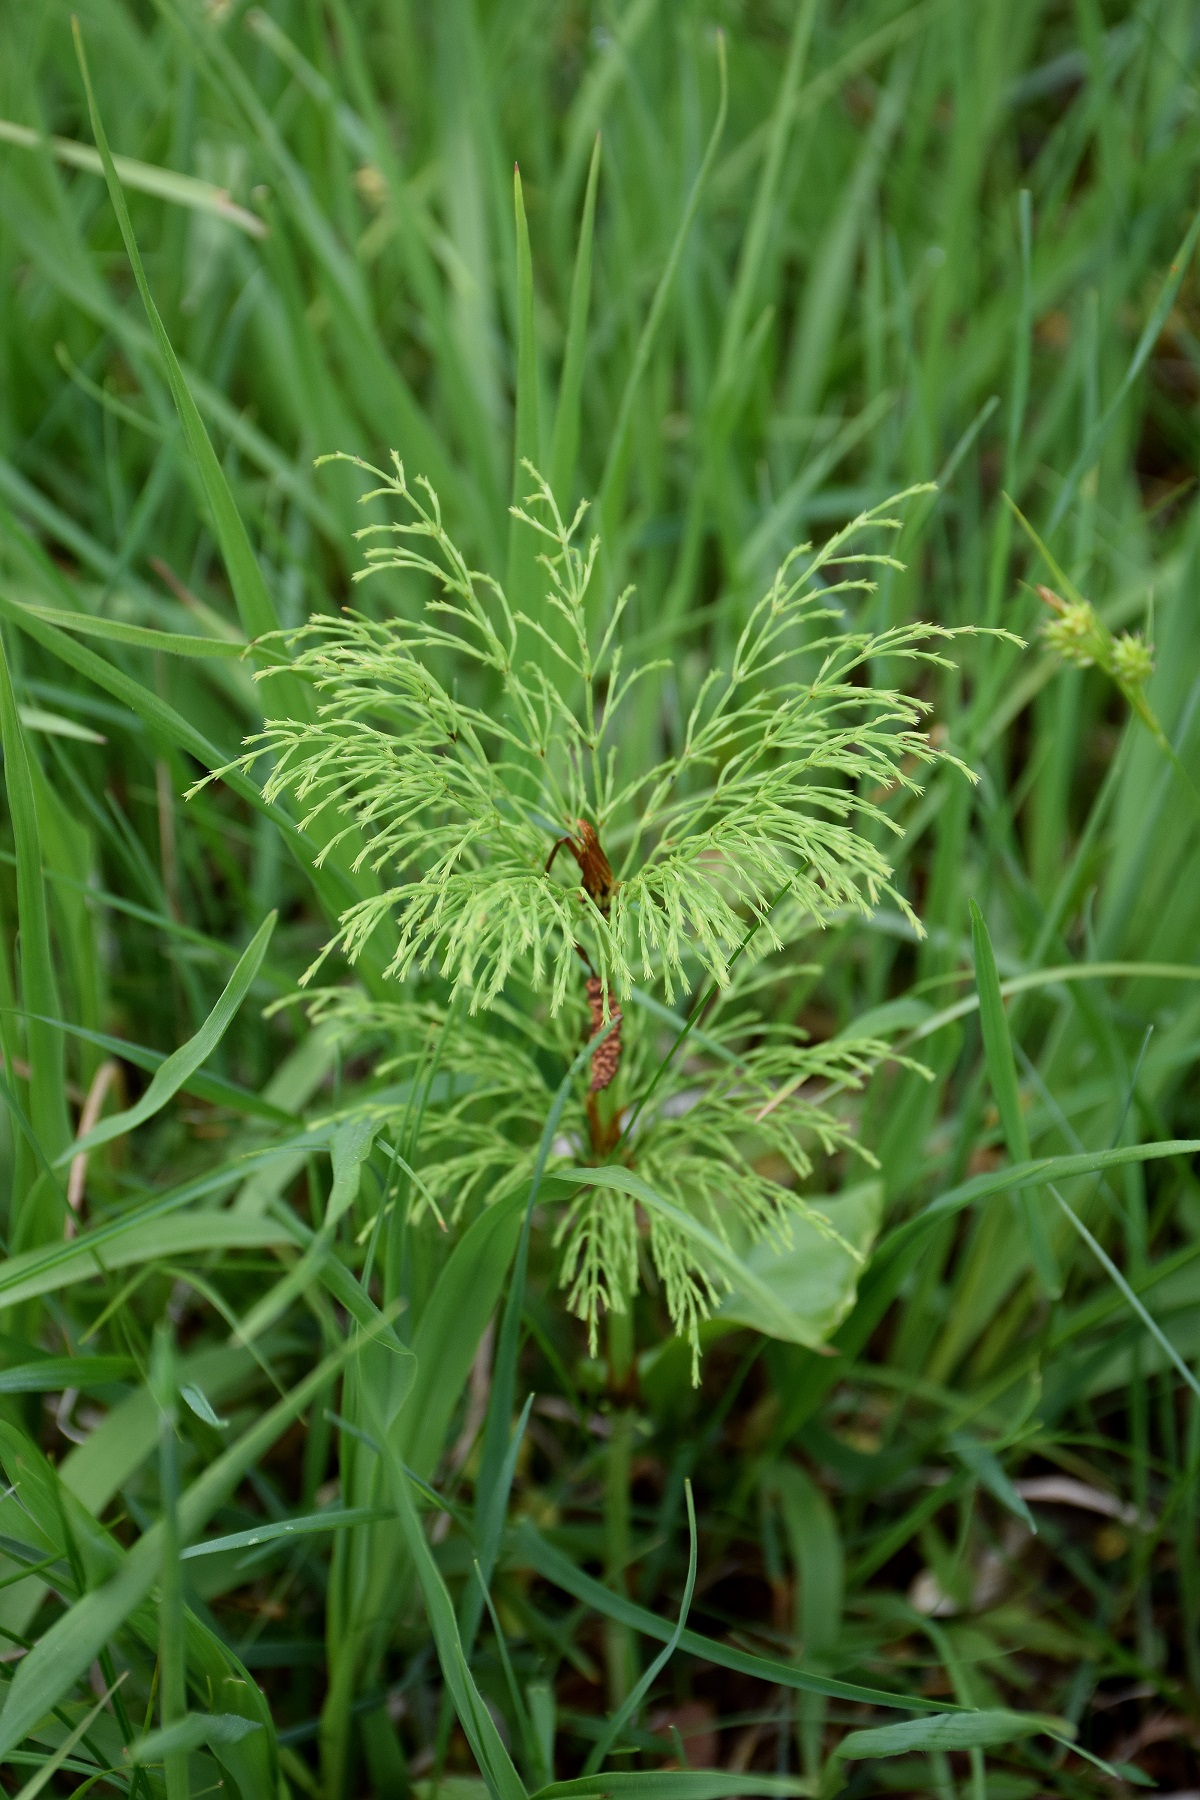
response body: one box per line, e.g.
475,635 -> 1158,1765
203,457 -> 999,1373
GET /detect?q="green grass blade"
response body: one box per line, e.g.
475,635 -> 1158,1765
596,30 -> 728,538
533,1779 -> 812,1800
584,1480 -> 698,1775
1046,193 -> 1200,534
549,134 -> 601,510
0,1311 -> 404,1759
513,1521 -> 945,1712
0,628 -> 70,1212
71,23 -> 299,692
9,1674 -> 125,1800
54,911 -> 276,1165
837,1710 -> 1071,1759
507,164 -> 542,615
369,1385 -> 527,1800
0,116 -> 266,237
969,898 -> 1060,1294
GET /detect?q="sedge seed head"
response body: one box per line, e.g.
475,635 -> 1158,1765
1109,631 -> 1154,688
1042,599 -> 1102,668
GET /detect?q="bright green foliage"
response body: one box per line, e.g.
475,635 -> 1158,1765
231,460 -> 970,1010
238,462 -> 974,1364
2,2 -> 1200,1797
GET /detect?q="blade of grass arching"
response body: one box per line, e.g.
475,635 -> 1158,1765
0,1307 -> 407,1761
876,1139 -> 1200,1268
583,1480 -> 698,1775
0,117 -> 266,238
2,598 -> 246,659
0,1212 -> 293,1313
54,910 -> 276,1165
1046,193 -> 1200,535
16,1011 -> 294,1126
511,1520 -> 945,1713
969,900 -> 1060,1295
548,134 -> 601,510
0,629 -> 70,1233
506,165 -> 543,618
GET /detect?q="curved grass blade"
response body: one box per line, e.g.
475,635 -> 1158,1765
583,1479 -> 698,1774
54,910 -> 276,1165
512,1520 -> 946,1713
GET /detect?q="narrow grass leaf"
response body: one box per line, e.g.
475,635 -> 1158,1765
837,1710 -> 1071,1759
970,899 -> 1059,1294
0,629 -> 70,1175
512,1521 -> 944,1712
0,117 -> 266,236
9,1674 -> 125,1800
55,911 -> 276,1165
549,134 -> 601,508
0,1311 -> 405,1757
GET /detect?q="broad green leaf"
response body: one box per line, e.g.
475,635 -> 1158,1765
325,1111 -> 382,1228
55,910 -> 276,1164
775,1463 -> 843,1656
399,1185 -> 525,1477
718,1180 -> 882,1345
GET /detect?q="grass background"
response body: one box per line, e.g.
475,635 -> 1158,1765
1,0 -> 1200,1794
